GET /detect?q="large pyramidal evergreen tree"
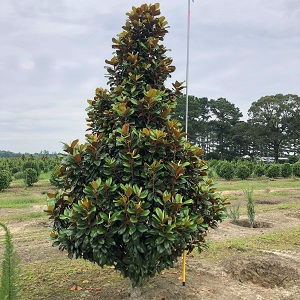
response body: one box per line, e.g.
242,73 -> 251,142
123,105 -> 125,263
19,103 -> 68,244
47,3 -> 226,287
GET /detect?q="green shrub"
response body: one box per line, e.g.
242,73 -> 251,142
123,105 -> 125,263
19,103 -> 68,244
23,168 -> 38,187
207,168 -> 217,179
235,164 -> 251,180
46,3 -> 226,289
281,163 -> 292,178
13,172 -> 24,180
288,156 -> 298,164
254,165 -> 265,177
219,161 -> 235,180
266,164 -> 281,178
226,202 -> 240,223
11,167 -> 19,174
244,189 -> 255,227
207,159 -> 219,168
293,162 -> 300,177
248,162 -> 255,174
215,161 -> 225,177
0,223 -> 18,300
23,160 -> 40,176
0,170 -> 11,191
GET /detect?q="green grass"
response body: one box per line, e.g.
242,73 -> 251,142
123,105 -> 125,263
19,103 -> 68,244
203,227 -> 300,260
0,212 -> 46,223
215,177 -> 300,191
0,197 -> 43,209
0,177 -> 54,209
39,172 -> 51,180
276,203 -> 300,210
254,190 -> 298,198
19,259 -> 126,300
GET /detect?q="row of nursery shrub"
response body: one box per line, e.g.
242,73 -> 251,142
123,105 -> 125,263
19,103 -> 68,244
0,156 -> 60,176
0,156 -> 60,191
210,160 -> 300,180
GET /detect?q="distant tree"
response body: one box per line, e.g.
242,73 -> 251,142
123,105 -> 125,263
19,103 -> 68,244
0,170 -> 12,191
209,98 -> 242,159
174,95 -> 210,150
248,94 -> 300,162
230,121 -> 253,157
23,168 -> 38,187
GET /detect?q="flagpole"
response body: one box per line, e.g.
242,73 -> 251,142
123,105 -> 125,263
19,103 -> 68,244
185,0 -> 191,139
182,0 -> 191,288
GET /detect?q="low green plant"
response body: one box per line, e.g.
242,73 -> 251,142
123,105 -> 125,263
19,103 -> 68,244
13,172 -> 23,180
0,170 -> 12,191
215,161 -> 225,177
293,161 -> 300,177
226,202 -> 241,223
207,168 -> 217,179
254,165 -> 265,177
281,163 -> 292,178
23,160 -> 41,177
235,164 -> 251,180
244,189 -> 255,227
0,223 -> 18,300
219,161 -> 235,180
266,164 -> 281,178
288,156 -> 298,164
23,168 -> 38,187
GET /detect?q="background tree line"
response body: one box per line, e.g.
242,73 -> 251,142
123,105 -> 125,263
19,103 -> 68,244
174,94 -> 300,162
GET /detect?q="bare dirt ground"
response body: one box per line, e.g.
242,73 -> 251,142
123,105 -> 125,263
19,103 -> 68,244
0,183 -> 299,299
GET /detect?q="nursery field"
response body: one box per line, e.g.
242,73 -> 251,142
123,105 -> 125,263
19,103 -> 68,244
0,176 -> 300,300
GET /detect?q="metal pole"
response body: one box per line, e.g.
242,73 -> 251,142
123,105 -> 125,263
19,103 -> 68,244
183,0 -> 191,287
185,0 -> 191,139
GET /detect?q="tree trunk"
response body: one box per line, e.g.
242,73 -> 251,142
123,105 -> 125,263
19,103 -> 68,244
130,286 -> 142,299
273,142 -> 280,163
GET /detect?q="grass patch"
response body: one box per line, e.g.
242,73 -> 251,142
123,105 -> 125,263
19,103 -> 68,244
203,228 -> 300,260
255,190 -> 298,198
276,203 -> 300,210
39,172 -> 51,180
216,178 -> 300,192
19,258 -> 127,300
0,212 -> 46,223
0,179 -> 54,209
0,197 -> 42,209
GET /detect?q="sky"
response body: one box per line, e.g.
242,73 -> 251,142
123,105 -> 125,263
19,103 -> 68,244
0,0 -> 299,153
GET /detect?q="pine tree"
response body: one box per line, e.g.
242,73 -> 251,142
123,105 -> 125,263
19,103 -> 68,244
47,3 -> 226,288
0,223 -> 18,300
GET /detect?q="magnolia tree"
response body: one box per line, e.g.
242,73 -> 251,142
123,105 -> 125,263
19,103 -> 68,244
46,3 -> 226,288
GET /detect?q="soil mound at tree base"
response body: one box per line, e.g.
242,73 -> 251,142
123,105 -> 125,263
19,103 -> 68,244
223,254 -> 299,288
285,212 -> 300,219
232,219 -> 272,228
256,199 -> 282,204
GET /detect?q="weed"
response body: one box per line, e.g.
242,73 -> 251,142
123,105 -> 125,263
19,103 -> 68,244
226,202 -> 241,223
0,223 -> 19,300
244,189 -> 255,227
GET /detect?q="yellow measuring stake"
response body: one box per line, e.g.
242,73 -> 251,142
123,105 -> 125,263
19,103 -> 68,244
182,250 -> 187,286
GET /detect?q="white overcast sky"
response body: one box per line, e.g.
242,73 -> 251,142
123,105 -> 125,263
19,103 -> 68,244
0,0 -> 299,153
